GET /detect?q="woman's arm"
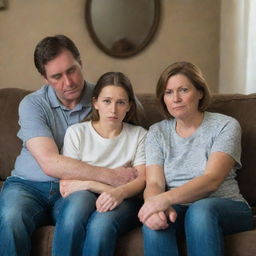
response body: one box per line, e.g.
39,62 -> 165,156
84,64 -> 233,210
138,151 -> 235,222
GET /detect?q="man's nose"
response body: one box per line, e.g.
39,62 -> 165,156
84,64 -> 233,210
63,74 -> 72,86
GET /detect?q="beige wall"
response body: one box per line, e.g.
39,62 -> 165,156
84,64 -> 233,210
0,0 -> 220,94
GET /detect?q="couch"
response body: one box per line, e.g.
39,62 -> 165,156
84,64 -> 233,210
0,88 -> 256,256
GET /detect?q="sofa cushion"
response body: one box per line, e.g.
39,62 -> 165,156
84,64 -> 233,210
0,88 -> 30,180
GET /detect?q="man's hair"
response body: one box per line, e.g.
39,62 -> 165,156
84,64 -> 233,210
156,61 -> 211,118
34,35 -> 81,77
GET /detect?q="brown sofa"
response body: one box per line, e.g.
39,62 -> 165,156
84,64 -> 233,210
0,88 -> 256,256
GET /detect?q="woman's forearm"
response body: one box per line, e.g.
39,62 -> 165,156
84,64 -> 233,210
143,183 -> 165,200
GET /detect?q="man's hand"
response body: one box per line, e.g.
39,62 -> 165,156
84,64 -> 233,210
60,180 -> 90,197
111,166 -> 138,187
138,193 -> 171,223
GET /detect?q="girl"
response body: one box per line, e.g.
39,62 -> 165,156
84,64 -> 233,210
54,72 -> 147,256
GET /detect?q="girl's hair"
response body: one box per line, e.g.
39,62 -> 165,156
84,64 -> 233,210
89,72 -> 141,125
156,61 -> 211,118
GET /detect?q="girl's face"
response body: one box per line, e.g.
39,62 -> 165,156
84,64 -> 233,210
93,85 -> 131,124
163,74 -> 202,120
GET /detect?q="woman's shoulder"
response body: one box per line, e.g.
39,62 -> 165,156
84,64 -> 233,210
149,119 -> 174,131
205,112 -> 240,126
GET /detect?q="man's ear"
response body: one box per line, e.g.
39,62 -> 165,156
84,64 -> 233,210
43,75 -> 49,85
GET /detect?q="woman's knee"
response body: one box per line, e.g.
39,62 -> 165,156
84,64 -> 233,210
185,198 -> 220,232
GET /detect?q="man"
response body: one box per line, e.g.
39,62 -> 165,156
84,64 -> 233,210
0,35 -> 137,256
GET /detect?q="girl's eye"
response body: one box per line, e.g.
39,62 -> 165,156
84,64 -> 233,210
165,90 -> 173,95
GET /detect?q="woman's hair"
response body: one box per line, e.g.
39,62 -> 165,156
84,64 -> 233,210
34,35 -> 81,77
156,61 -> 211,118
89,72 -> 141,125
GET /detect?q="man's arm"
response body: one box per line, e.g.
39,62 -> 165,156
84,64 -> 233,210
26,137 -> 137,186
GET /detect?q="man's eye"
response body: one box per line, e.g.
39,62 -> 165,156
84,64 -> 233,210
53,74 -> 61,80
68,67 -> 75,74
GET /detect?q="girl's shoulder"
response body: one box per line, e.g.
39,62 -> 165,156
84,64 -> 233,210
123,122 -> 147,136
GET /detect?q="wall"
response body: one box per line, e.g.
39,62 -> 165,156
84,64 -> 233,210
219,0 -> 256,94
0,0 -> 220,94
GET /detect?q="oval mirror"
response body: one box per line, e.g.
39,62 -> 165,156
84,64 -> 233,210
85,0 -> 160,58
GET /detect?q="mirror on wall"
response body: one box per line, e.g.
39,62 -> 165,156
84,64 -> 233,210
85,0 -> 160,58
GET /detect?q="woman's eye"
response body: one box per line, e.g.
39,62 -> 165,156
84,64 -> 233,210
180,88 -> 188,93
103,99 -> 111,104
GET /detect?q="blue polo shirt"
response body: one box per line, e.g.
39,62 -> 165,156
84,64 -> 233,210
11,82 -> 94,182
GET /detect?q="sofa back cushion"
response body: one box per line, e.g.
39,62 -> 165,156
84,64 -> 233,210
0,88 -> 30,181
1,89 -> 256,208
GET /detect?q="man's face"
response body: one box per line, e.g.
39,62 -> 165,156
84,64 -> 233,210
44,49 -> 85,109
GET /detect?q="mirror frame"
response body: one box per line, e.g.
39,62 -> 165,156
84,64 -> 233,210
85,0 -> 161,58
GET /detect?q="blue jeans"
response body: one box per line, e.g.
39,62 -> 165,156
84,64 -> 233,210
0,176 -> 61,256
53,190 -> 142,256
52,190 -> 98,256
143,198 -> 253,256
84,196 -> 142,256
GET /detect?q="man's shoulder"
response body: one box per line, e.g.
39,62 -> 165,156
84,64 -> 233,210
21,85 -> 50,106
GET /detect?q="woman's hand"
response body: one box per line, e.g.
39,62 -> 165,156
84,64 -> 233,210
138,192 -> 171,223
96,188 -> 125,212
144,211 -> 168,230
60,180 -> 90,197
142,207 -> 177,230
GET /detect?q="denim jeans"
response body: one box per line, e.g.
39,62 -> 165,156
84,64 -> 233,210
0,176 -> 61,256
52,190 -> 98,256
53,190 -> 142,256
84,197 -> 142,256
143,198 -> 253,256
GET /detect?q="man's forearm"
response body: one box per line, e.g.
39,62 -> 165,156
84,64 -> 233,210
41,153 -> 116,184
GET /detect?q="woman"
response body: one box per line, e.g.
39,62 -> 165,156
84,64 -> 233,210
54,72 -> 147,256
138,62 -> 253,256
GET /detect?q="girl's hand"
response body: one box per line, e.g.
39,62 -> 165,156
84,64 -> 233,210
96,188 -> 125,212
60,180 -> 90,197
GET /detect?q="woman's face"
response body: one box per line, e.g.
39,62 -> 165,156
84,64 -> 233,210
93,85 -> 131,124
163,74 -> 202,120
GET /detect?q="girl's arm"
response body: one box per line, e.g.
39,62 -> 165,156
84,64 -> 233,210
138,151 -> 235,223
96,164 -> 146,212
